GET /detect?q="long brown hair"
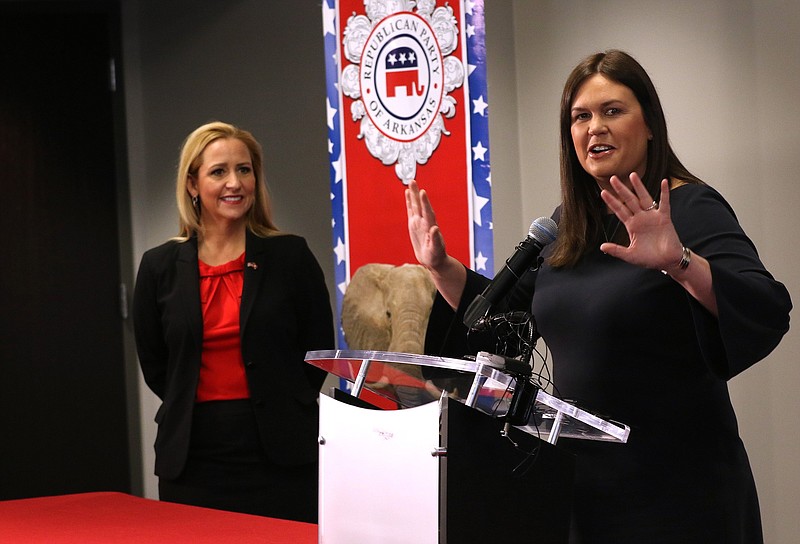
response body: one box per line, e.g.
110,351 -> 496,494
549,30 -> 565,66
174,121 -> 279,241
549,50 -> 703,267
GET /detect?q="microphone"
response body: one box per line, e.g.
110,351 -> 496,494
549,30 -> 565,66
463,216 -> 558,328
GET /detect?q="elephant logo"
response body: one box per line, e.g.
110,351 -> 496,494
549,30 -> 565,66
340,4 -> 465,182
358,13 -> 442,137
385,46 -> 425,98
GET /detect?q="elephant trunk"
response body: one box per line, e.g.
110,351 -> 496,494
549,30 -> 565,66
387,304 -> 432,355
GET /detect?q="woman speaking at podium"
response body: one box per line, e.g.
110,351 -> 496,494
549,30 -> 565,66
406,51 -> 791,542
133,122 -> 334,522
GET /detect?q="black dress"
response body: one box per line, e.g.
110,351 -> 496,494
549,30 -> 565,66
425,183 -> 791,543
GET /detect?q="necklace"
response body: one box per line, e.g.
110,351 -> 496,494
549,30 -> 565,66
601,214 -> 621,243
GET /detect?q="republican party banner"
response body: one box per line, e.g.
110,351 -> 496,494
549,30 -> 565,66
322,0 -> 493,345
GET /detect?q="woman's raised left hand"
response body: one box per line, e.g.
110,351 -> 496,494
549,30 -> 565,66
599,172 -> 684,271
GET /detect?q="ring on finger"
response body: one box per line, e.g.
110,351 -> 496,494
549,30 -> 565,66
643,200 -> 658,211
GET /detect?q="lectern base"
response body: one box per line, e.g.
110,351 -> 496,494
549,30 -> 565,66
443,398 -> 574,543
319,392 -> 574,544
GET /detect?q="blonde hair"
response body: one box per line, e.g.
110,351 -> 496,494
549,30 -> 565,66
174,121 -> 279,240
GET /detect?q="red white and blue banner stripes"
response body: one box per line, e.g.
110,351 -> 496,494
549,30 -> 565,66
322,0 -> 492,347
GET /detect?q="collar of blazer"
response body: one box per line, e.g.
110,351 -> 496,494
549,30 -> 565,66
175,236 -> 203,346
175,231 -> 271,339
241,230 -> 272,330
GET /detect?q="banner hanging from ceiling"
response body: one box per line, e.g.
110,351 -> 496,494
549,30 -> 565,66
322,0 -> 493,346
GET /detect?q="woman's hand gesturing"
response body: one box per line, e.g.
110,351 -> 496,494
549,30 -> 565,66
600,173 -> 683,272
405,180 -> 448,271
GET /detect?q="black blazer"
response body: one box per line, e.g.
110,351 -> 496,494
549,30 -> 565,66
133,231 -> 334,480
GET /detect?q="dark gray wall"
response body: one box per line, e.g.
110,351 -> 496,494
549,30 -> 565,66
127,0 -> 333,277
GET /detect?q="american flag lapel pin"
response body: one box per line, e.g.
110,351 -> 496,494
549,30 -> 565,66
246,262 -> 258,270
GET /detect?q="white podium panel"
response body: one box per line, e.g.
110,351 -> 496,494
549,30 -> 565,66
318,394 -> 441,544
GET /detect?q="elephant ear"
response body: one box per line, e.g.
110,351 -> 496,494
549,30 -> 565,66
341,263 -> 394,350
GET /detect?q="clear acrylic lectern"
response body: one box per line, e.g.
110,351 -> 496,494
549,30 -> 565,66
306,349 -> 630,544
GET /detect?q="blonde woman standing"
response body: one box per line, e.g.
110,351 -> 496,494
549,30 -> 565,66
134,122 -> 333,522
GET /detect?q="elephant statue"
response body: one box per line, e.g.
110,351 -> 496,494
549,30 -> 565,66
342,263 -> 436,354
341,263 -> 439,406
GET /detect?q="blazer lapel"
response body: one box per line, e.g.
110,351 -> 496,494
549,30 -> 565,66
241,231 -> 269,331
176,238 -> 203,347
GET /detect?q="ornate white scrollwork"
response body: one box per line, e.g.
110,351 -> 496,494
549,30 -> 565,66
341,1 -> 464,184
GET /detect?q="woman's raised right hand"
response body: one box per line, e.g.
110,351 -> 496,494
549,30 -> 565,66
405,180 -> 448,271
404,180 -> 467,309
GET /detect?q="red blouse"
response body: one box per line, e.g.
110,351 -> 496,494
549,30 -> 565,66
195,253 -> 250,402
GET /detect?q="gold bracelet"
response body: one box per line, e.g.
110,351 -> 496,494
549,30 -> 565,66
677,246 -> 691,270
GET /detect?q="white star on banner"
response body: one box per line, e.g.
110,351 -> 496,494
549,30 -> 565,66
465,0 -> 476,15
466,24 -> 475,38
333,237 -> 346,264
472,185 -> 489,226
331,155 -> 342,183
322,2 -> 336,36
337,281 -> 347,295
468,63 -> 476,77
472,141 -> 488,162
474,251 -> 488,271
328,138 -> 333,153
326,97 -> 337,130
472,95 -> 488,116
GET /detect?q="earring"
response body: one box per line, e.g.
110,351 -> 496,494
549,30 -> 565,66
192,195 -> 199,209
